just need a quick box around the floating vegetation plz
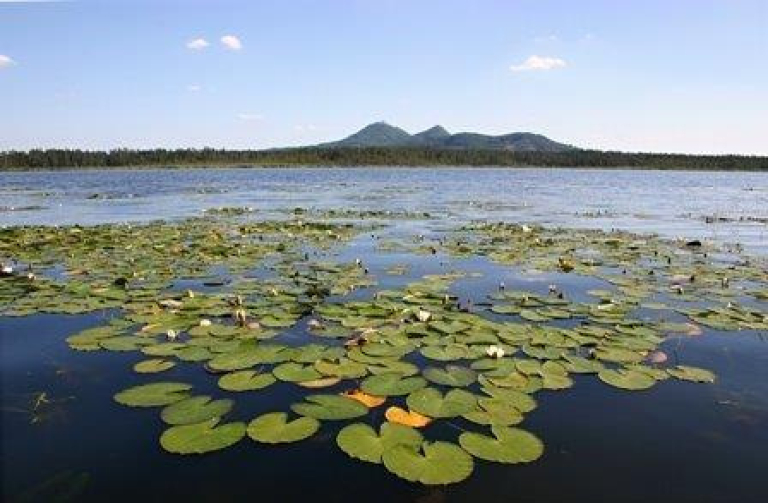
[2,210,766,486]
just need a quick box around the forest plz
[1,146,766,171]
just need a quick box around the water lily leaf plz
[291,394,368,420]
[176,346,213,362]
[594,346,644,364]
[361,372,428,396]
[463,397,524,426]
[315,358,367,378]
[99,336,154,352]
[218,370,276,391]
[337,422,422,464]
[459,426,543,464]
[420,345,469,361]
[562,355,604,373]
[160,418,245,454]
[161,395,234,425]
[385,406,433,428]
[667,365,716,383]
[423,365,477,387]
[382,441,473,485]
[598,368,656,390]
[296,377,342,388]
[247,412,319,444]
[133,359,175,373]
[406,388,478,418]
[480,386,537,413]
[207,345,290,371]
[273,362,323,382]
[114,382,192,407]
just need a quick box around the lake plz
[1,167,767,503]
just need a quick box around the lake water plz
[1,167,767,503]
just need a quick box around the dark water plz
[1,168,767,503]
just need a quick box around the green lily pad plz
[406,388,478,418]
[423,365,477,387]
[459,426,544,463]
[160,418,246,454]
[667,365,716,383]
[133,358,176,373]
[218,370,276,391]
[247,412,319,444]
[314,358,368,379]
[273,362,323,382]
[361,373,428,397]
[114,382,192,407]
[337,422,422,464]
[598,368,656,390]
[291,394,368,420]
[382,441,474,485]
[161,395,234,425]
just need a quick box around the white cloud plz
[510,55,566,72]
[294,124,319,132]
[187,84,202,92]
[237,113,263,121]
[221,35,242,51]
[0,55,16,68]
[186,38,209,50]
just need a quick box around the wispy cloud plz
[186,38,209,50]
[187,84,202,92]
[221,35,242,51]
[510,55,566,72]
[534,34,559,43]
[0,55,15,69]
[237,113,263,121]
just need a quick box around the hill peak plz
[319,122,574,152]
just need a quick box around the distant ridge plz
[319,121,575,152]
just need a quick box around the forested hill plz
[1,147,766,171]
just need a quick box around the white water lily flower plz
[521,225,532,233]
[486,345,505,358]
[1,265,13,276]
[416,308,432,323]
[166,329,178,341]
[199,319,211,327]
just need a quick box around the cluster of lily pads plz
[1,213,766,486]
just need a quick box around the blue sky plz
[1,0,766,154]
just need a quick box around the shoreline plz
[2,163,768,172]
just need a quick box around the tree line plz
[1,147,765,171]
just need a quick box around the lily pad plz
[406,388,478,418]
[160,418,246,454]
[337,422,422,464]
[667,365,716,383]
[247,412,320,444]
[114,382,192,407]
[133,359,176,374]
[161,395,234,425]
[382,441,474,485]
[291,394,368,420]
[361,373,428,397]
[218,370,276,391]
[423,365,477,387]
[459,426,544,464]
[598,368,656,390]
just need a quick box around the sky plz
[0,0,766,154]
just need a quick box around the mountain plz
[322,122,412,147]
[320,122,574,152]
